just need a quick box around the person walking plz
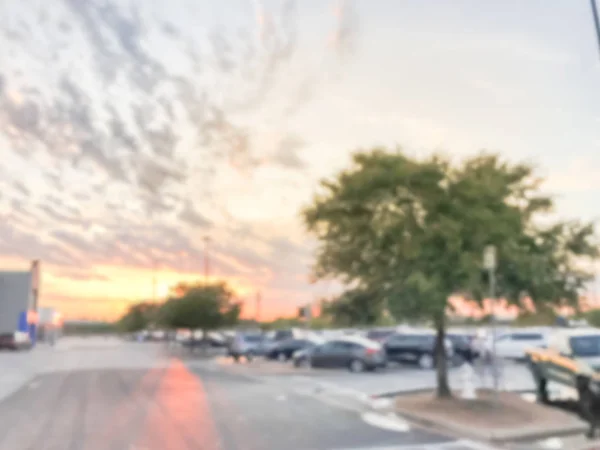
[473,329,495,389]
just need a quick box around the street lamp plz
[203,236,211,284]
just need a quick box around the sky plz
[1,0,600,321]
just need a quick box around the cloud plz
[0,0,359,316]
[330,0,359,61]
[544,159,600,194]
[52,268,109,282]
[11,181,30,197]
[179,201,212,228]
[0,220,83,267]
[270,134,306,169]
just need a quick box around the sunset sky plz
[1,1,600,321]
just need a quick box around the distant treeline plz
[62,321,117,335]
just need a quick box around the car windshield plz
[243,335,263,343]
[367,330,393,340]
[447,334,469,345]
[570,335,600,357]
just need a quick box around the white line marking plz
[28,381,40,389]
[538,437,564,449]
[360,411,410,432]
[452,439,502,449]
[520,392,536,403]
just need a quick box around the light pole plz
[591,0,600,57]
[255,291,261,323]
[151,256,157,303]
[203,236,211,284]
[483,245,498,394]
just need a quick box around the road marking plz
[333,440,500,449]
[538,437,564,449]
[276,394,287,401]
[370,397,393,410]
[28,381,40,389]
[452,439,502,449]
[360,411,410,432]
[520,392,536,403]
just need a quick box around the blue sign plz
[17,311,28,332]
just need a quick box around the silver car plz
[228,333,264,361]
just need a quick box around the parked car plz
[293,336,386,372]
[383,331,453,369]
[181,331,228,349]
[266,337,324,362]
[493,330,547,360]
[228,332,264,361]
[446,332,479,363]
[365,328,396,343]
[0,331,31,351]
[525,328,600,407]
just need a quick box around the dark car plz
[294,337,387,372]
[0,332,32,351]
[365,328,396,343]
[273,329,295,342]
[266,337,323,362]
[446,332,478,363]
[383,332,452,369]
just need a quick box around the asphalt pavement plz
[0,341,498,450]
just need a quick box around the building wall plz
[0,272,33,333]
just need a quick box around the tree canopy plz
[158,281,241,332]
[321,288,384,327]
[303,148,598,397]
[117,302,159,333]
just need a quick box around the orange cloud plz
[0,255,303,321]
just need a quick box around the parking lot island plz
[394,389,588,445]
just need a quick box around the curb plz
[376,386,589,445]
[395,407,588,444]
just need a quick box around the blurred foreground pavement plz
[0,338,497,450]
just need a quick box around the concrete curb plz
[394,403,588,444]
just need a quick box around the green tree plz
[584,309,600,328]
[159,282,241,345]
[321,288,384,327]
[117,302,159,332]
[303,148,598,398]
[262,317,303,330]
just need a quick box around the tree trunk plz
[435,313,452,398]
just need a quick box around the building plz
[0,260,40,343]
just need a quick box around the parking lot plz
[209,355,536,398]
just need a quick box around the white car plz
[492,330,547,360]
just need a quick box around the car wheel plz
[349,359,366,373]
[277,352,287,362]
[246,351,254,362]
[418,354,434,370]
